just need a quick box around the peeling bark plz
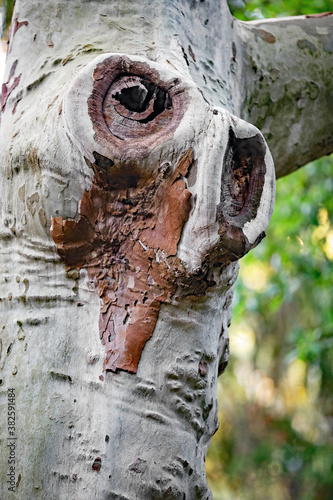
[51,149,194,373]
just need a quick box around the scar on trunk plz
[51,56,196,373]
[51,149,193,373]
[87,55,186,161]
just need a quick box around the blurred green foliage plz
[0,0,14,39]
[229,0,333,20]
[207,2,333,499]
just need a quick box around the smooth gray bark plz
[239,14,333,178]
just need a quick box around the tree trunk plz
[0,1,331,499]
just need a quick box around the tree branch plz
[237,13,333,178]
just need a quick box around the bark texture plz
[0,0,329,499]
[239,14,333,178]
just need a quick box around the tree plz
[0,1,332,498]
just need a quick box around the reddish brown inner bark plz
[51,150,193,373]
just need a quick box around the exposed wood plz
[51,149,194,373]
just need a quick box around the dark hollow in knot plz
[219,128,266,221]
[108,76,171,124]
[112,79,167,114]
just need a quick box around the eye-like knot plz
[103,75,173,139]
[64,55,189,161]
[108,76,170,118]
